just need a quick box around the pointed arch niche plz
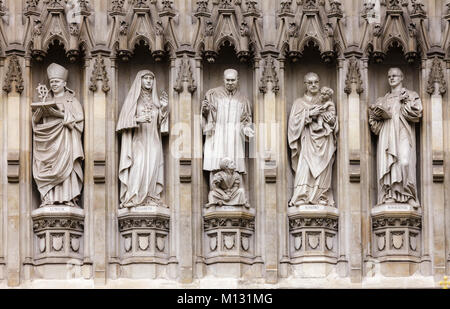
[367,43,423,276]
[284,43,340,277]
[29,41,86,275]
[200,41,259,277]
[115,40,172,279]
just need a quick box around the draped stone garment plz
[288,97,338,206]
[116,70,168,208]
[32,91,84,206]
[202,86,252,173]
[207,170,247,206]
[369,88,422,206]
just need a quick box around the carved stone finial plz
[111,0,125,12]
[386,0,402,10]
[219,0,233,9]
[328,0,343,17]
[196,0,209,13]
[3,55,24,94]
[161,0,174,10]
[411,0,426,16]
[174,58,197,94]
[280,0,293,14]
[426,57,446,95]
[344,58,363,95]
[245,0,258,13]
[259,56,279,94]
[26,0,40,11]
[89,55,110,93]
[303,0,318,10]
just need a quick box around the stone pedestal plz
[203,206,256,277]
[288,205,339,277]
[31,206,85,279]
[117,206,170,278]
[32,206,85,261]
[371,203,422,276]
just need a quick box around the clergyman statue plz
[368,67,422,208]
[32,63,84,207]
[288,72,338,207]
[116,70,169,208]
[201,69,254,207]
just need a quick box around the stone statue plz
[288,73,338,207]
[116,70,169,208]
[369,67,422,208]
[32,63,84,207]
[206,157,249,208]
[201,69,253,206]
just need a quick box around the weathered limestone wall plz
[0,0,449,288]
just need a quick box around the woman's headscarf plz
[116,70,160,132]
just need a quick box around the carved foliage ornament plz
[196,0,210,13]
[259,57,279,94]
[344,58,363,95]
[111,0,126,12]
[280,0,293,14]
[174,58,197,94]
[426,57,446,95]
[26,0,40,11]
[3,55,24,94]
[89,55,110,93]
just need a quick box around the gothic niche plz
[116,41,171,275]
[201,41,257,271]
[368,43,422,275]
[30,42,86,264]
[285,43,340,276]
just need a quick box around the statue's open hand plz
[160,91,169,107]
[243,126,254,138]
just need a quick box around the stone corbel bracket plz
[192,0,263,63]
[31,206,85,262]
[287,205,339,264]
[24,0,94,62]
[203,206,256,264]
[117,206,171,262]
[371,204,422,271]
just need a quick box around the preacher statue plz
[369,68,422,208]
[201,69,253,207]
[288,72,338,207]
[32,63,84,207]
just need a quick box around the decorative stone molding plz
[288,205,339,266]
[31,206,85,260]
[3,55,24,94]
[174,58,197,94]
[203,206,256,262]
[25,0,93,62]
[89,55,110,93]
[371,204,422,266]
[426,57,446,95]
[117,206,170,260]
[344,58,363,95]
[259,56,279,94]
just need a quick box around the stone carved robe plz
[207,169,247,206]
[32,90,84,206]
[117,70,168,207]
[288,96,338,206]
[369,88,422,206]
[202,87,252,173]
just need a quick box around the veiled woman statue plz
[116,70,169,208]
[32,63,84,207]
